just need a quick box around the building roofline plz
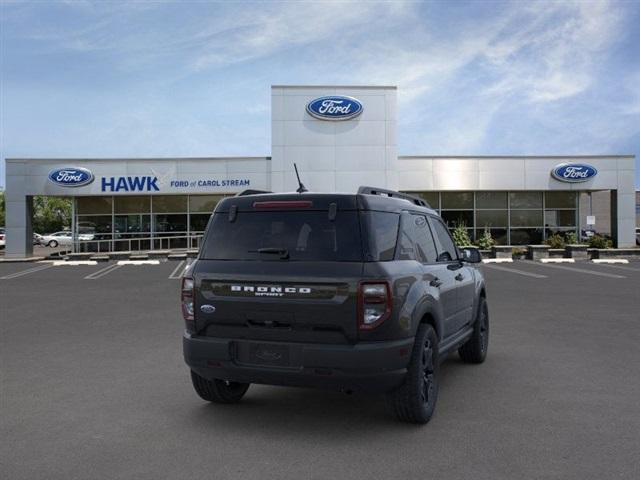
[399,155,636,159]
[5,156,271,162]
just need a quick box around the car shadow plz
[182,355,471,437]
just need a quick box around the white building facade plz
[4,85,637,258]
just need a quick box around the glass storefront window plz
[476,210,507,228]
[441,210,473,228]
[544,210,576,228]
[510,210,543,227]
[153,214,187,233]
[152,195,188,213]
[190,195,226,213]
[476,192,507,209]
[479,228,508,245]
[410,192,439,210]
[77,197,112,214]
[510,228,543,245]
[509,192,542,209]
[442,192,473,209]
[114,196,150,213]
[115,214,151,235]
[545,191,576,209]
[76,215,112,234]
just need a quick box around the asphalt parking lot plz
[1,259,639,480]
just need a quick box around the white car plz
[41,231,93,248]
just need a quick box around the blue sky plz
[1,0,639,188]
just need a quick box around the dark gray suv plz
[182,187,488,423]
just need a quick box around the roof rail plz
[235,189,272,196]
[357,186,430,208]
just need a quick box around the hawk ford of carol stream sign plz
[551,163,598,183]
[306,95,363,121]
[48,167,94,187]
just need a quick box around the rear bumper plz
[183,333,413,393]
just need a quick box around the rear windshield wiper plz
[249,247,290,259]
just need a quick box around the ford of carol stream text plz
[181,186,489,423]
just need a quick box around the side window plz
[361,211,400,261]
[397,219,416,261]
[428,216,458,262]
[396,214,438,263]
[412,215,438,263]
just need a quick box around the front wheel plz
[48,240,58,248]
[386,324,439,424]
[458,297,489,363]
[190,370,250,404]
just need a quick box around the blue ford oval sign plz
[306,95,363,121]
[48,167,94,187]
[551,163,598,183]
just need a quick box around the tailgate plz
[193,260,363,344]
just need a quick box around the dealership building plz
[4,85,637,258]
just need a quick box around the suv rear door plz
[193,202,364,344]
[426,216,473,337]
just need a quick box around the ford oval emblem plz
[48,167,95,187]
[200,304,216,314]
[306,95,363,121]
[551,163,598,183]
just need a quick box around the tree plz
[451,222,472,246]
[31,196,72,234]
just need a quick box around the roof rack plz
[235,189,272,196]
[357,186,430,208]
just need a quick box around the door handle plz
[455,273,464,281]
[429,277,443,288]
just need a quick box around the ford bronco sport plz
[182,187,488,423]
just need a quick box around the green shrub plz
[451,222,472,247]
[564,232,578,245]
[545,233,565,249]
[475,226,495,250]
[588,234,613,249]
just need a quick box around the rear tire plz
[48,240,58,248]
[190,370,250,404]
[386,324,439,424]
[458,297,489,364]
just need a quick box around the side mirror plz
[460,247,482,263]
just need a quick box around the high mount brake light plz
[253,200,313,209]
[358,282,392,331]
[181,277,195,330]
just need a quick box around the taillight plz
[181,277,195,331]
[358,282,392,330]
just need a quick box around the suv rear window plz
[201,211,363,261]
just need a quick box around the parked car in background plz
[636,228,640,246]
[41,231,93,248]
[0,228,5,249]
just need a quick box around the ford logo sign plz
[551,163,598,183]
[306,95,363,121]
[48,167,94,187]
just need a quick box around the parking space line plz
[532,262,626,279]
[0,264,54,280]
[591,263,640,273]
[84,263,122,280]
[168,260,185,279]
[482,263,548,278]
